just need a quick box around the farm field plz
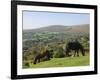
[23,52,89,68]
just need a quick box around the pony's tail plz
[81,47,85,56]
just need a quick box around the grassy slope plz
[23,52,89,69]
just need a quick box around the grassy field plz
[23,52,89,69]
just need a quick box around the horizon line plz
[23,23,89,30]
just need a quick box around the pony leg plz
[33,57,37,64]
[38,58,40,63]
[74,50,76,57]
[82,50,85,56]
[77,50,79,57]
[47,54,51,60]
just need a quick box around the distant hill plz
[23,24,89,33]
[68,24,89,33]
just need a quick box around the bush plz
[53,47,65,58]
[24,62,30,68]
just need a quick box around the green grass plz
[23,52,89,69]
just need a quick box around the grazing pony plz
[33,49,53,64]
[65,41,85,57]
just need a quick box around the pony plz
[65,41,85,57]
[33,49,53,64]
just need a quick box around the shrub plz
[53,47,65,58]
[24,62,30,68]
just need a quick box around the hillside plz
[69,24,89,33]
[23,24,90,68]
[23,52,89,68]
[23,24,89,48]
[23,24,89,33]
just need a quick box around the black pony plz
[33,50,53,64]
[65,41,85,57]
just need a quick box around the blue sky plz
[23,11,90,30]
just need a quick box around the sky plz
[23,11,90,30]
